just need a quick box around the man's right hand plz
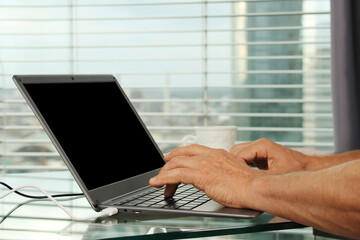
[230,138,314,174]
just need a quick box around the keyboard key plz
[150,204,165,208]
[163,204,181,209]
[178,205,196,210]
[136,202,155,207]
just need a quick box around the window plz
[0,0,332,173]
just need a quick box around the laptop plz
[13,74,261,219]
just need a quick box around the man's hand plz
[230,138,313,174]
[149,144,262,208]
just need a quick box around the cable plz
[0,181,83,199]
[0,196,83,224]
[0,185,118,221]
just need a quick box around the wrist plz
[300,154,319,170]
[292,148,330,171]
[243,170,269,210]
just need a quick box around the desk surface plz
[0,171,336,240]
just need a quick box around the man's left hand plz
[149,144,262,209]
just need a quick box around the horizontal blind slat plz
[0,26,331,35]
[0,42,331,49]
[1,112,334,117]
[0,55,331,62]
[138,112,333,117]
[0,1,332,8]
[2,126,333,132]
[0,11,330,21]
[155,140,334,147]
[2,98,332,104]
[0,70,331,77]
[0,84,332,91]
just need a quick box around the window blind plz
[0,0,332,173]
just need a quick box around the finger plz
[149,168,201,189]
[164,144,213,161]
[164,183,180,198]
[230,142,253,155]
[230,139,268,156]
[232,139,270,162]
[230,143,259,166]
[162,155,207,172]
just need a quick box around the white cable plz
[0,185,118,221]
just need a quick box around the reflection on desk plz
[0,171,333,240]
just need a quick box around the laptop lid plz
[13,75,164,209]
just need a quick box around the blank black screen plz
[24,82,164,190]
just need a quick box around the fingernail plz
[149,177,157,184]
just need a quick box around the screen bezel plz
[13,75,164,209]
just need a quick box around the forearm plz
[304,150,360,170]
[248,160,360,239]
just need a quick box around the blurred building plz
[230,1,332,150]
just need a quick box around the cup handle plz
[182,135,196,146]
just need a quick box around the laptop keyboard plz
[116,184,211,210]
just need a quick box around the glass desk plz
[0,171,340,240]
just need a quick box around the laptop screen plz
[23,81,165,190]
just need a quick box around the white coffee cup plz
[182,126,237,151]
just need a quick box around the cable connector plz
[100,207,119,217]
